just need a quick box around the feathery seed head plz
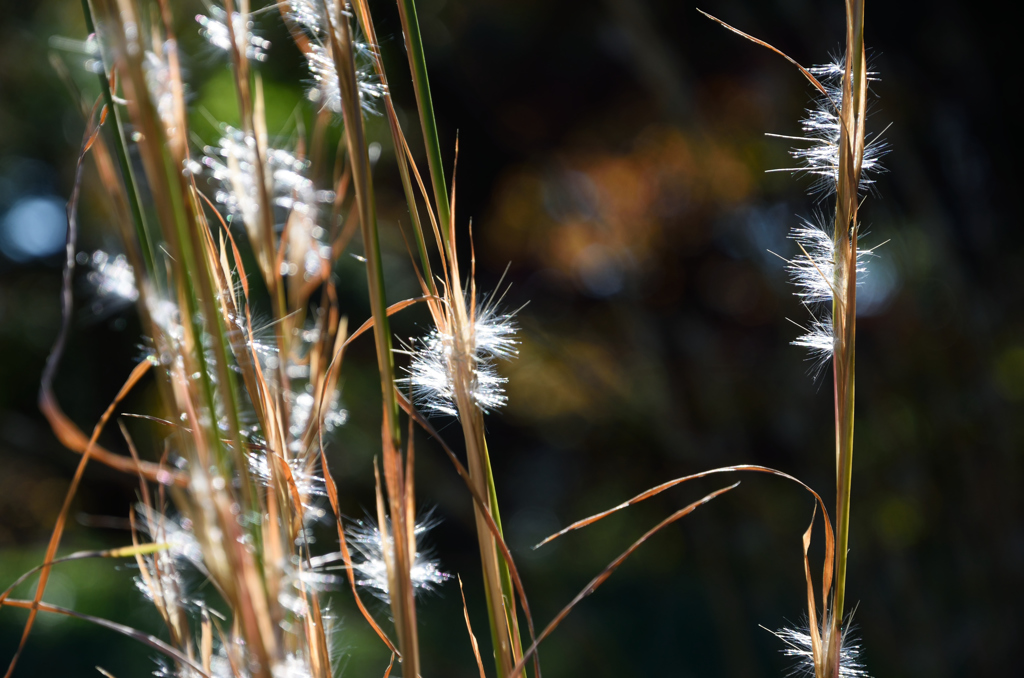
[304,43,385,116]
[771,57,887,197]
[197,6,270,62]
[345,516,450,603]
[399,300,519,417]
[272,654,313,678]
[286,0,341,37]
[154,646,238,678]
[288,386,347,449]
[248,449,327,499]
[773,624,870,678]
[791,314,834,357]
[82,250,139,315]
[201,126,333,274]
[786,216,869,305]
[202,126,312,227]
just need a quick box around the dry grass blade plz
[5,358,151,678]
[0,543,171,605]
[317,444,398,654]
[39,403,186,485]
[35,79,178,486]
[509,483,741,678]
[534,463,836,630]
[343,298,428,353]
[535,464,832,550]
[1,599,209,677]
[696,10,829,99]
[201,607,212,676]
[459,576,488,678]
[396,392,542,678]
[802,506,824,670]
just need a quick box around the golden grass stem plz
[831,0,867,658]
[322,3,420,675]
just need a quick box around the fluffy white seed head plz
[202,126,313,229]
[304,43,385,115]
[399,303,519,417]
[286,0,340,37]
[288,386,347,452]
[196,6,270,61]
[136,505,205,569]
[786,217,869,305]
[271,654,313,678]
[345,516,450,604]
[248,449,327,499]
[791,314,834,356]
[772,625,870,678]
[201,126,333,277]
[790,312,835,380]
[770,57,887,197]
[82,250,139,317]
[154,646,238,678]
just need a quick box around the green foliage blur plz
[1,0,1019,676]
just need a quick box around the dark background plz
[1,1,1019,676]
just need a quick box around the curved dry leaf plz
[510,483,740,678]
[1,598,209,677]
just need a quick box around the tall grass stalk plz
[705,2,879,675]
[831,2,866,635]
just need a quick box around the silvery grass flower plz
[767,57,888,197]
[771,624,870,678]
[304,43,385,115]
[196,4,270,62]
[136,505,205,569]
[199,125,334,277]
[345,515,450,604]
[287,385,347,450]
[270,654,316,678]
[286,0,340,38]
[779,215,881,371]
[286,1,384,114]
[784,216,870,305]
[80,250,138,318]
[247,449,327,499]
[200,125,317,229]
[153,645,242,678]
[133,507,206,629]
[398,299,519,417]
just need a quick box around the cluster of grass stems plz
[0,1,882,677]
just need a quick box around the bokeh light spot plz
[0,196,66,262]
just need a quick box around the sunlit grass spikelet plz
[785,216,869,305]
[304,43,385,115]
[83,250,139,315]
[772,624,869,678]
[769,57,887,197]
[399,296,519,417]
[196,5,270,62]
[345,516,450,604]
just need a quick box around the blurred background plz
[1,0,1019,676]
